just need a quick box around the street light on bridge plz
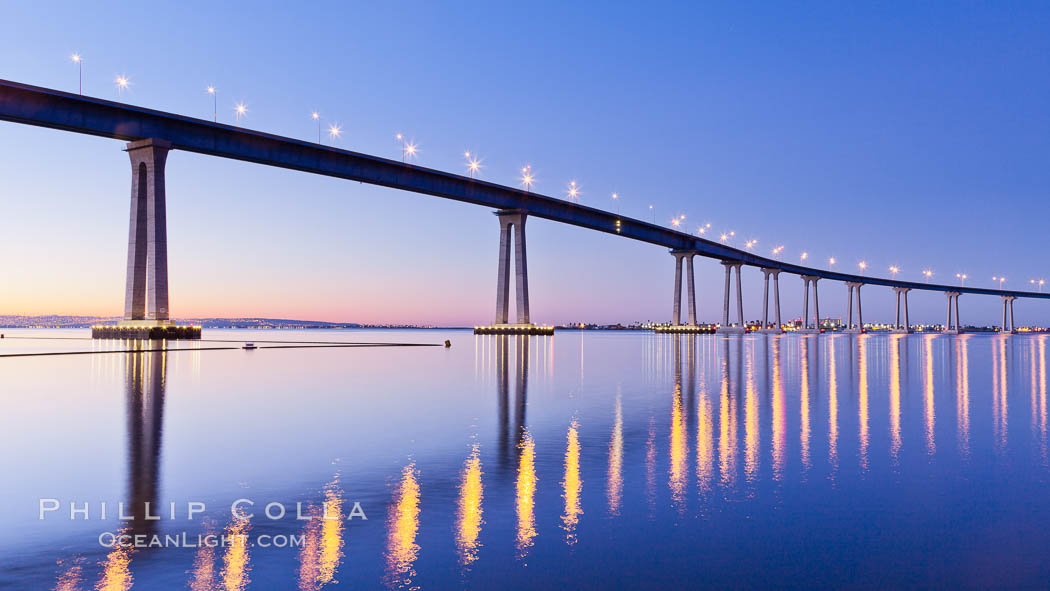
[207,87,217,122]
[71,54,82,95]
[611,192,619,214]
[923,269,933,283]
[956,273,968,286]
[465,152,482,179]
[567,181,580,203]
[115,75,130,102]
[234,102,247,125]
[1031,279,1045,293]
[890,266,899,280]
[402,141,419,162]
[311,111,321,143]
[327,123,342,145]
[800,251,808,262]
[858,261,867,276]
[993,276,1006,289]
[828,256,836,270]
[520,165,535,192]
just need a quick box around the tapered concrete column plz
[685,254,697,326]
[892,287,912,332]
[1001,296,1017,333]
[801,275,821,332]
[124,139,172,321]
[735,264,744,328]
[846,283,854,329]
[773,272,782,329]
[944,292,962,333]
[717,261,746,333]
[721,263,732,327]
[759,268,782,333]
[494,210,530,324]
[671,252,684,326]
[1010,297,1016,332]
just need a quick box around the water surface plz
[2,329,1049,589]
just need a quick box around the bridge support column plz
[716,262,745,334]
[94,139,199,340]
[493,210,530,325]
[800,275,821,333]
[759,268,782,333]
[892,287,912,333]
[123,139,172,322]
[1001,296,1017,333]
[944,292,963,334]
[845,282,864,333]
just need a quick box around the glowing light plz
[890,266,900,278]
[403,141,419,161]
[234,102,247,124]
[829,256,836,267]
[519,165,535,192]
[801,251,809,261]
[956,273,968,286]
[456,444,484,565]
[859,261,867,272]
[516,430,538,557]
[669,384,687,509]
[567,180,580,202]
[562,419,582,544]
[466,153,483,178]
[327,123,342,145]
[993,276,1006,289]
[71,53,81,63]
[923,269,934,283]
[96,530,133,591]
[115,75,130,101]
[208,86,215,94]
[221,517,252,591]
[607,397,623,515]
[385,463,421,587]
[719,233,728,243]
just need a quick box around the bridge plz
[0,78,1044,336]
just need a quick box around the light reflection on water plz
[2,329,1050,588]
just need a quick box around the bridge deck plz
[0,78,1042,300]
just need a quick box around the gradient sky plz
[1,2,1048,326]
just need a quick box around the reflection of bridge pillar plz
[892,287,913,333]
[800,275,821,333]
[494,335,529,470]
[944,292,963,334]
[717,262,745,334]
[759,268,782,333]
[124,139,172,322]
[125,348,166,536]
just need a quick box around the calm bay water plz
[2,329,1049,589]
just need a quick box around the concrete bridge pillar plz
[1001,296,1017,333]
[669,251,698,326]
[944,291,962,334]
[494,210,530,325]
[759,268,782,333]
[800,275,821,333]
[845,282,864,333]
[717,261,745,333]
[123,139,172,322]
[892,287,912,332]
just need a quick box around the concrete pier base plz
[93,321,200,340]
[474,324,553,336]
[891,328,914,334]
[655,325,714,334]
[842,328,864,334]
[796,328,821,334]
[716,326,747,334]
[757,328,783,334]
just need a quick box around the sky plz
[0,1,1048,326]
